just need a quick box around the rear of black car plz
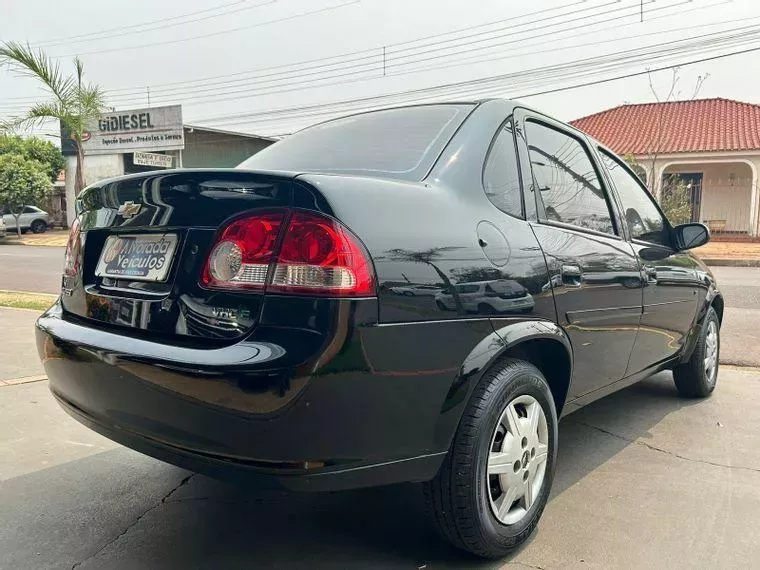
[36,104,476,490]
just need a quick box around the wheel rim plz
[704,320,719,384]
[487,394,549,525]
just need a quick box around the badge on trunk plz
[117,201,142,219]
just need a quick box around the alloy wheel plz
[487,394,549,525]
[704,320,719,384]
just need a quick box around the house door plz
[664,172,703,222]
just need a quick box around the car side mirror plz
[674,222,710,251]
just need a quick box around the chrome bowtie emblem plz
[117,201,141,219]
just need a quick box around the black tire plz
[30,220,47,233]
[424,358,558,559]
[673,307,720,398]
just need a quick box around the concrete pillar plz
[748,158,760,237]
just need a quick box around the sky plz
[2,0,760,141]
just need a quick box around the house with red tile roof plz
[571,98,760,237]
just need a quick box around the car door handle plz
[561,264,583,286]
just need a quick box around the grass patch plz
[0,291,56,311]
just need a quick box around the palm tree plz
[0,42,107,224]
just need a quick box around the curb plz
[701,258,760,267]
[0,375,47,387]
[0,289,58,298]
[0,305,46,313]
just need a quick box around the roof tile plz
[569,98,760,155]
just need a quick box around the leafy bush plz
[659,177,693,226]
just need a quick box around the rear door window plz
[239,104,474,181]
[525,121,616,235]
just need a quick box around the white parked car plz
[0,216,6,239]
[435,279,535,314]
[1,205,50,234]
[390,284,443,296]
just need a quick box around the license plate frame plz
[95,233,178,282]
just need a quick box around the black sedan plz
[36,100,722,558]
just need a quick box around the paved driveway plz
[2,366,759,569]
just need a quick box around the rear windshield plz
[238,104,475,181]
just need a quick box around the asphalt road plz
[0,245,63,294]
[707,266,760,366]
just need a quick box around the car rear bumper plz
[51,388,444,491]
[36,301,455,490]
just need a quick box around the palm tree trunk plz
[75,143,85,195]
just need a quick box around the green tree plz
[0,154,52,237]
[659,176,693,226]
[0,42,107,224]
[624,154,692,226]
[0,134,65,182]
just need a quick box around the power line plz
[34,0,277,48]
[193,33,760,132]
[101,0,599,95]
[54,0,695,110]
[0,0,609,103]
[158,19,760,116]
[1,12,751,123]
[0,0,718,112]
[98,0,652,105]
[101,0,728,109]
[55,0,361,58]
[105,0,649,104]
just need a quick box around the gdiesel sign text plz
[98,112,155,132]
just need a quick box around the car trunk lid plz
[61,169,296,343]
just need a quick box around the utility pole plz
[641,0,644,22]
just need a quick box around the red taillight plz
[63,216,82,278]
[201,210,375,297]
[271,211,375,296]
[201,212,285,290]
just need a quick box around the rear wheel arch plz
[710,293,724,325]
[679,291,723,365]
[445,321,573,423]
[497,337,572,415]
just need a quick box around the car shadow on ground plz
[3,372,704,570]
